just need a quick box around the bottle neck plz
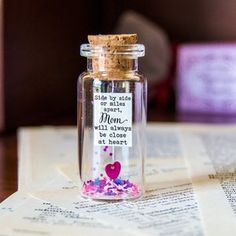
[87,57,138,73]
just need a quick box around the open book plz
[0,123,235,235]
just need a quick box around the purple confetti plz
[82,176,140,199]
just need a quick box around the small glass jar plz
[78,38,147,200]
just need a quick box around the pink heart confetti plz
[105,161,121,180]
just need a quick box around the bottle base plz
[82,176,142,200]
[81,191,143,201]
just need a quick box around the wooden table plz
[0,133,17,202]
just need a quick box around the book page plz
[0,191,28,215]
[145,124,188,190]
[0,125,204,236]
[18,126,78,192]
[0,183,203,236]
[0,192,140,236]
[181,125,236,236]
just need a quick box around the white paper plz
[145,124,189,190]
[0,192,139,236]
[0,191,28,215]
[93,93,132,147]
[17,126,78,192]
[0,183,203,236]
[32,183,203,236]
[181,125,236,236]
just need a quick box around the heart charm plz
[105,161,121,180]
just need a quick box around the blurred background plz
[2,0,236,132]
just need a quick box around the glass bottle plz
[78,35,147,200]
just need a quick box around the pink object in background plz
[177,44,236,114]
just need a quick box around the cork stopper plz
[87,34,138,72]
[88,34,137,46]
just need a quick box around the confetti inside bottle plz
[78,34,147,200]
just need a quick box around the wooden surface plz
[1,0,101,132]
[0,0,4,131]
[0,133,17,202]
[103,0,236,41]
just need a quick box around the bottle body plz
[78,71,147,200]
